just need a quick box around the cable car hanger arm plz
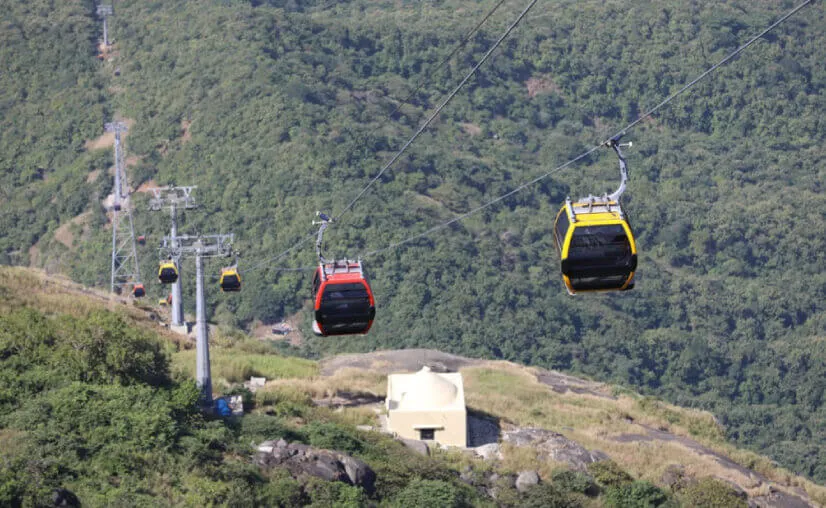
[605,134,632,203]
[313,211,334,265]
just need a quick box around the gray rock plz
[398,437,430,456]
[503,428,605,472]
[255,441,377,493]
[749,489,813,508]
[487,473,517,499]
[303,454,349,483]
[339,455,376,495]
[473,443,501,461]
[516,470,540,492]
[257,440,275,454]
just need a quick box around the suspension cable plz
[239,0,537,276]
[333,0,541,222]
[360,0,815,259]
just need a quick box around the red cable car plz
[312,260,375,337]
[132,284,145,298]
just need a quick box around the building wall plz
[388,409,467,447]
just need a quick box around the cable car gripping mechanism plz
[313,211,334,265]
[604,134,632,203]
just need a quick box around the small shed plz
[385,366,467,447]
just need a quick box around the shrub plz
[260,469,305,507]
[603,481,669,507]
[304,421,364,454]
[588,460,634,488]
[677,478,748,508]
[392,479,466,508]
[236,413,303,443]
[303,477,366,507]
[551,469,599,496]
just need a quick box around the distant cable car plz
[132,284,145,298]
[158,298,168,306]
[219,267,241,292]
[137,235,146,245]
[312,260,375,336]
[310,212,376,336]
[158,259,178,284]
[553,136,638,294]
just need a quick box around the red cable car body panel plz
[312,261,375,336]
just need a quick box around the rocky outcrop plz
[255,439,376,495]
[398,437,430,456]
[502,428,608,472]
[516,470,540,492]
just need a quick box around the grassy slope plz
[2,265,825,504]
[4,0,826,482]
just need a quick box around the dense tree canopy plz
[3,0,826,481]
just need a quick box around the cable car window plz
[318,283,372,334]
[320,283,371,317]
[568,225,631,265]
[312,271,321,298]
[570,274,629,291]
[554,211,570,251]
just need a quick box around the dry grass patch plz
[261,367,386,400]
[459,361,826,502]
[172,347,317,385]
[462,363,620,429]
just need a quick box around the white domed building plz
[385,366,467,447]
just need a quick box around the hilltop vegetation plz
[2,266,822,506]
[3,0,826,482]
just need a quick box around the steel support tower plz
[106,121,141,294]
[161,234,234,406]
[97,4,113,47]
[149,186,197,327]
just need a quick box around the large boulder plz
[516,470,540,492]
[398,437,430,456]
[503,428,607,472]
[472,442,501,461]
[255,440,376,495]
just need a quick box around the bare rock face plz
[503,428,608,472]
[516,470,540,492]
[472,442,501,461]
[398,437,430,456]
[256,440,376,495]
[749,489,814,508]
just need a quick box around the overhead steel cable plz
[241,0,538,275]
[375,0,511,127]
[332,0,541,223]
[359,0,815,260]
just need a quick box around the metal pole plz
[110,210,118,293]
[195,249,212,406]
[170,203,184,327]
[103,16,109,47]
[113,130,122,209]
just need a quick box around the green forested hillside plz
[3,0,826,481]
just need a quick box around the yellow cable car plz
[553,137,637,294]
[158,259,179,284]
[219,267,241,292]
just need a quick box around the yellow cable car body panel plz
[158,261,179,284]
[219,268,241,292]
[553,201,637,294]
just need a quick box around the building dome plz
[397,366,459,410]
